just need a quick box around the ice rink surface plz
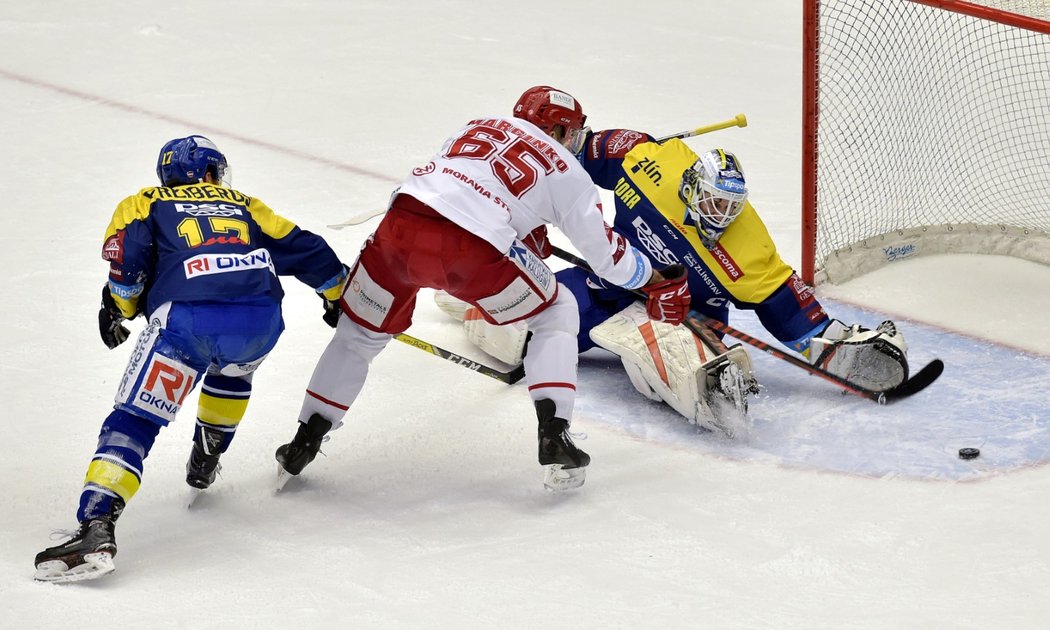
[2,2,1049,628]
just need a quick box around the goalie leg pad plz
[434,290,470,322]
[810,319,909,391]
[462,306,529,365]
[589,304,752,437]
[433,290,529,364]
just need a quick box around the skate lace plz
[567,430,587,441]
[47,527,80,542]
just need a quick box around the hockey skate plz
[536,399,590,491]
[34,514,119,583]
[274,413,332,491]
[699,346,759,440]
[186,426,225,490]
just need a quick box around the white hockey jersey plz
[395,116,652,290]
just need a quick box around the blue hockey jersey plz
[102,183,345,318]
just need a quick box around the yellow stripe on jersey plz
[111,292,139,320]
[622,140,794,304]
[196,390,249,427]
[103,192,153,239]
[84,459,141,502]
[246,197,296,240]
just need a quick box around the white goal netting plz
[809,0,1050,284]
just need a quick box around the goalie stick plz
[394,332,525,384]
[327,115,748,230]
[654,113,748,143]
[549,246,943,404]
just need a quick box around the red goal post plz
[801,0,1050,285]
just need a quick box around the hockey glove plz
[522,225,552,259]
[641,264,690,325]
[321,296,342,328]
[98,286,130,349]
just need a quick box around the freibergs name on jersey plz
[146,185,251,205]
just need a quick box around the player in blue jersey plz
[437,129,909,437]
[34,135,347,583]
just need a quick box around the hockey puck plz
[958,447,980,460]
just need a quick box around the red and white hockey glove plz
[522,225,552,259]
[641,265,690,325]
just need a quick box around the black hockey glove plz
[99,286,130,349]
[320,295,342,328]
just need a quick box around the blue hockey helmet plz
[156,135,229,187]
[679,149,748,249]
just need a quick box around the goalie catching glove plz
[641,264,690,325]
[809,319,908,392]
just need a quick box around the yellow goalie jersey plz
[575,130,830,352]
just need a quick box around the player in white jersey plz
[274,86,691,491]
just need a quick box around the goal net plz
[802,0,1050,285]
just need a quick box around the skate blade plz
[543,464,586,492]
[274,464,295,493]
[34,552,115,583]
[186,488,204,509]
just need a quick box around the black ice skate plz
[535,399,589,491]
[186,425,225,490]
[274,413,332,491]
[35,503,122,583]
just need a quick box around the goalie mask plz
[513,85,590,155]
[157,135,230,188]
[679,149,748,249]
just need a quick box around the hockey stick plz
[394,332,526,384]
[327,115,748,230]
[327,207,387,230]
[654,114,748,143]
[549,246,943,404]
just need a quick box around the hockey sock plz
[194,372,252,453]
[77,410,161,522]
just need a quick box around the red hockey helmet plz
[512,86,588,153]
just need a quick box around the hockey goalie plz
[433,129,911,437]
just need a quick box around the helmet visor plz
[562,125,590,156]
[691,183,746,229]
[216,162,232,187]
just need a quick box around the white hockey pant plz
[435,286,580,420]
[298,315,392,429]
[522,286,580,421]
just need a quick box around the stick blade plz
[882,359,944,403]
